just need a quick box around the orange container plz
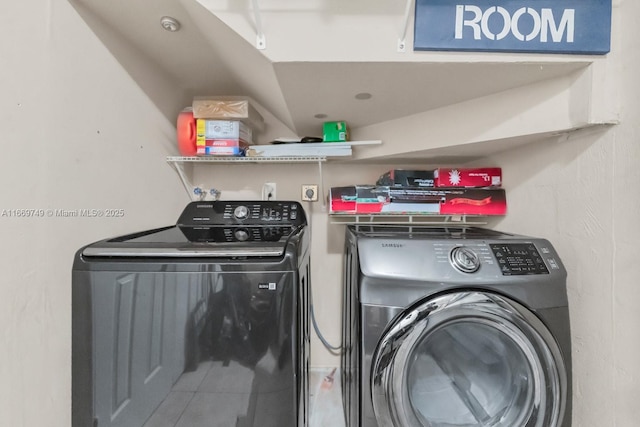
[176,107,197,156]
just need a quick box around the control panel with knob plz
[177,201,307,242]
[234,229,250,242]
[233,205,250,220]
[449,246,481,273]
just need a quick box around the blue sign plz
[414,0,611,54]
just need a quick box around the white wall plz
[0,2,187,425]
[487,3,640,425]
[2,1,639,427]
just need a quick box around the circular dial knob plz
[234,229,250,242]
[233,205,249,220]
[449,246,480,273]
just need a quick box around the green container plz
[323,121,349,142]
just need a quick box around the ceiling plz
[68,0,591,141]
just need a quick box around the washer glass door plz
[371,291,567,427]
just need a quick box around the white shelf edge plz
[340,140,382,146]
[166,141,382,164]
[329,213,489,226]
[166,156,327,163]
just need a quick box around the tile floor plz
[309,368,346,427]
[141,363,345,427]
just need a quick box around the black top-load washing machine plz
[342,225,572,427]
[72,201,310,427]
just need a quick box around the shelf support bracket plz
[398,0,414,52]
[169,161,193,198]
[318,159,326,210]
[251,0,266,50]
[169,161,211,202]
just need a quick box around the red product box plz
[434,168,502,188]
[382,188,506,215]
[329,186,390,214]
[196,139,248,156]
[440,189,507,215]
[330,186,506,216]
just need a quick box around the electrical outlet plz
[262,182,276,200]
[302,184,319,202]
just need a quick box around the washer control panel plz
[490,243,549,275]
[178,201,306,227]
[224,202,302,224]
[357,228,563,281]
[437,242,552,276]
[177,201,307,242]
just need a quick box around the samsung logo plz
[382,243,404,248]
[455,5,574,43]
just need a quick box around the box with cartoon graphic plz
[434,168,502,188]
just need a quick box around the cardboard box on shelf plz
[196,119,252,143]
[192,96,265,132]
[434,168,502,188]
[195,119,251,156]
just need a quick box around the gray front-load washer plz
[72,201,310,427]
[341,226,572,427]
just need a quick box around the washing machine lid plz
[83,201,307,258]
[82,225,301,257]
[371,291,567,427]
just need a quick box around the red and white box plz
[434,168,502,188]
[329,186,390,214]
[330,186,506,216]
[195,139,248,156]
[384,188,506,215]
[195,118,252,156]
[440,188,507,215]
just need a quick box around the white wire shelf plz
[165,141,381,202]
[166,155,328,201]
[329,213,489,226]
[166,155,327,163]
